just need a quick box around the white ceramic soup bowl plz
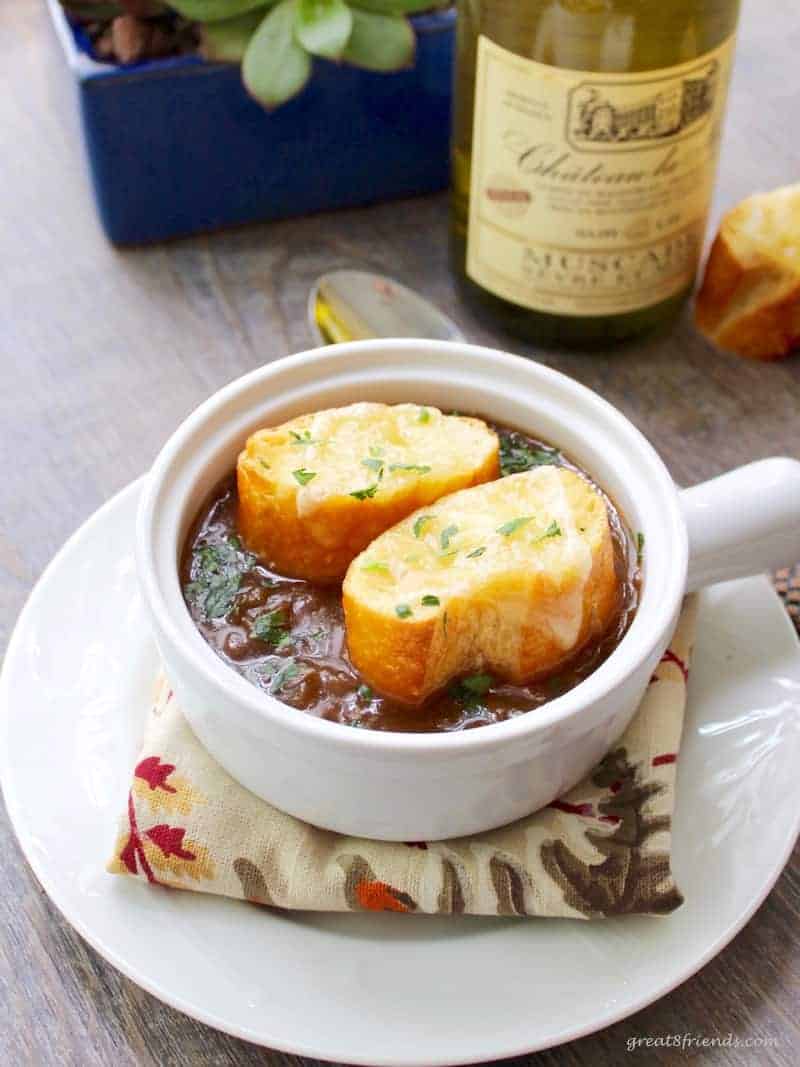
[136,340,800,840]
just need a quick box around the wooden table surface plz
[2,1,799,1064]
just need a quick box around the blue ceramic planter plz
[49,1,455,244]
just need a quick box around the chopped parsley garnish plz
[258,656,306,695]
[289,430,316,445]
[362,457,384,473]
[421,594,440,606]
[637,531,645,563]
[545,673,567,697]
[395,603,413,619]
[184,537,254,619]
[357,684,373,702]
[193,578,238,619]
[290,627,325,651]
[350,483,379,500]
[418,408,431,424]
[440,524,459,550]
[497,515,534,537]
[292,468,316,486]
[369,445,384,458]
[466,546,486,559]
[450,673,494,707]
[461,673,494,695]
[251,608,290,647]
[259,459,271,471]
[413,514,433,539]
[499,434,561,477]
[531,520,562,544]
[362,560,390,574]
[389,463,431,474]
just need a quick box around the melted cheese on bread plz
[342,466,620,705]
[237,403,499,582]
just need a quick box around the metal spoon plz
[308,270,464,345]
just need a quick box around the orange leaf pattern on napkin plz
[109,597,698,918]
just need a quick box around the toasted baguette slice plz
[696,183,800,360]
[237,403,499,582]
[342,466,620,705]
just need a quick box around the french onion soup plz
[181,404,640,732]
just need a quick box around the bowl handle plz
[681,458,800,592]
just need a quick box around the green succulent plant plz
[72,0,449,107]
[200,0,448,106]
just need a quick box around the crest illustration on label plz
[466,37,735,317]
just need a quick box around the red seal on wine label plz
[484,174,532,219]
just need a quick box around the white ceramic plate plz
[2,480,800,1065]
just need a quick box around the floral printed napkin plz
[109,597,698,918]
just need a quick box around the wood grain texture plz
[1,0,799,1063]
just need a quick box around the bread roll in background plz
[696,183,800,360]
[237,403,499,582]
[343,466,620,706]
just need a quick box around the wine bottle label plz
[466,35,736,317]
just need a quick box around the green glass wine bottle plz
[451,0,741,347]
